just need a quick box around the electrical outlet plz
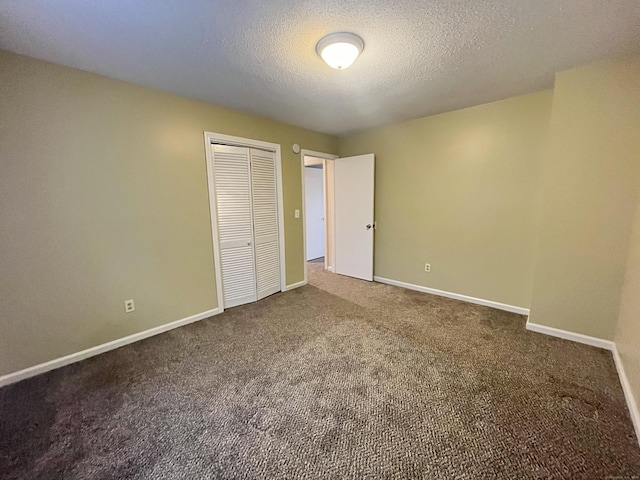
[424,263,431,272]
[295,209,300,218]
[124,299,135,313]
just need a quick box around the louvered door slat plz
[250,148,280,300]
[212,145,257,308]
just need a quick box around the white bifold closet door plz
[212,144,280,309]
[212,145,257,308]
[250,149,281,300]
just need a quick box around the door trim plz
[204,132,286,313]
[300,149,338,285]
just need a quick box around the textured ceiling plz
[1,1,639,135]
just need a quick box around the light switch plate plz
[124,299,135,313]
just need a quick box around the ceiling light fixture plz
[316,32,364,70]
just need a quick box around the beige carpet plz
[1,261,639,479]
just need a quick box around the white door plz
[250,148,281,300]
[212,145,257,308]
[304,167,325,260]
[334,154,375,281]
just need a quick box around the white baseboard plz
[283,280,307,291]
[0,307,221,388]
[612,345,640,446]
[525,320,614,350]
[373,276,529,315]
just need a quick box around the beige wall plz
[3,46,640,380]
[528,54,640,340]
[0,50,337,376]
[339,90,553,308]
[616,190,640,429]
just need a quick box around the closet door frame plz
[204,131,286,314]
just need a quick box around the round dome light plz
[316,32,364,70]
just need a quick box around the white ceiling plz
[1,1,639,135]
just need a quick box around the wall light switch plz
[124,299,135,313]
[295,209,300,218]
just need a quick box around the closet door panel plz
[219,246,256,307]
[250,148,281,299]
[212,145,257,308]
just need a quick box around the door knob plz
[366,224,372,230]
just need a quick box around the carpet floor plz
[1,262,639,479]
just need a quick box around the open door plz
[334,154,375,281]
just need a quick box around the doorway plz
[301,150,337,282]
[301,150,376,284]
